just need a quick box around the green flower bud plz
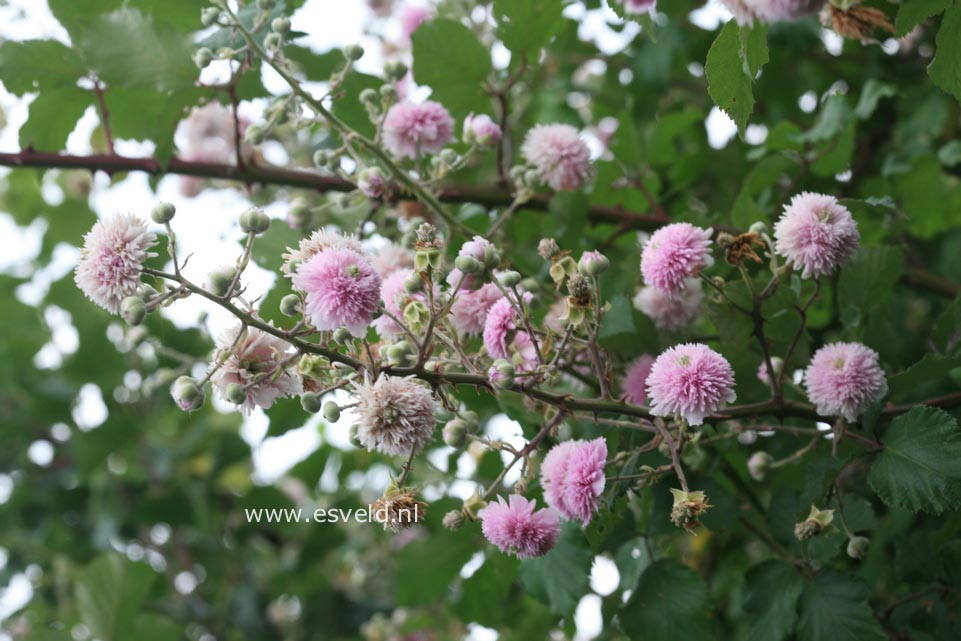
[379,84,397,100]
[271,17,291,34]
[206,266,238,297]
[301,392,321,413]
[279,294,302,316]
[847,536,870,559]
[498,270,522,288]
[384,60,408,81]
[461,410,480,434]
[298,354,331,383]
[313,149,329,167]
[442,419,468,448]
[462,490,487,520]
[120,296,146,326]
[332,328,353,345]
[224,382,247,406]
[171,376,205,412]
[439,148,459,166]
[244,124,266,145]
[343,44,364,61]
[264,32,282,50]
[193,47,214,69]
[509,165,526,182]
[150,202,176,224]
[359,88,378,104]
[490,359,514,389]
[201,7,221,26]
[239,208,270,235]
[454,255,484,275]
[323,401,341,422]
[349,424,363,448]
[404,271,424,294]
[578,250,610,276]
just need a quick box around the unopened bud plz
[454,255,484,275]
[244,124,266,145]
[120,296,146,326]
[343,44,364,61]
[150,202,176,224]
[498,270,522,288]
[442,419,468,448]
[384,60,408,81]
[537,238,560,260]
[323,401,341,422]
[206,266,238,297]
[193,47,214,69]
[461,410,480,433]
[264,32,282,50]
[578,250,610,276]
[443,510,465,530]
[489,359,514,389]
[301,392,322,414]
[379,84,397,100]
[224,382,247,406]
[403,271,424,294]
[746,451,773,482]
[847,536,870,559]
[332,328,353,344]
[386,342,411,366]
[239,208,270,235]
[271,17,291,33]
[171,376,205,412]
[279,294,301,316]
[439,148,458,166]
[359,88,378,104]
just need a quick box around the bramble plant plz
[2,0,961,639]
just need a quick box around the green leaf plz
[48,0,124,38]
[412,19,492,119]
[394,532,475,605]
[705,21,766,133]
[493,0,564,58]
[75,554,157,641]
[855,79,897,120]
[837,246,904,316]
[0,40,86,95]
[20,89,92,151]
[75,9,196,93]
[519,522,591,616]
[896,0,952,36]
[454,553,520,627]
[128,614,181,641]
[929,4,961,103]
[739,561,803,641]
[620,559,714,641]
[127,0,204,31]
[105,87,203,165]
[889,353,961,397]
[892,157,961,239]
[868,406,961,514]
[797,571,885,641]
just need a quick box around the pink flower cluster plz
[450,283,503,335]
[479,495,560,558]
[646,343,736,425]
[521,124,592,191]
[804,342,887,422]
[541,438,608,525]
[383,101,455,159]
[633,278,704,331]
[622,0,656,13]
[720,0,824,25]
[640,223,713,297]
[372,268,423,338]
[622,354,654,405]
[773,192,860,279]
[482,297,537,371]
[292,247,382,337]
[210,325,302,413]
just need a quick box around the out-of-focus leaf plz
[929,5,961,104]
[738,560,803,641]
[620,559,714,641]
[493,0,564,58]
[19,88,91,151]
[75,555,156,641]
[412,19,492,119]
[0,40,86,95]
[520,522,591,616]
[797,571,885,641]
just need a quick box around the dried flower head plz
[825,3,894,40]
[75,213,157,313]
[372,484,427,532]
[670,488,712,532]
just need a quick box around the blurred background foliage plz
[0,0,960,640]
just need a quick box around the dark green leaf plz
[519,522,591,616]
[889,353,961,397]
[412,19,492,119]
[929,4,961,103]
[706,21,766,133]
[739,560,803,641]
[494,0,564,58]
[20,89,91,151]
[896,0,952,36]
[797,571,885,641]
[0,40,86,95]
[75,555,156,641]
[869,406,961,514]
[620,559,714,641]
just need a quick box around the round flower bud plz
[313,150,329,167]
[847,536,870,559]
[348,424,363,448]
[301,392,322,414]
[404,271,424,294]
[357,166,387,199]
[323,401,341,422]
[359,88,378,104]
[271,17,291,33]
[454,255,484,275]
[333,328,353,344]
[224,382,247,406]
[239,208,271,235]
[384,60,408,81]
[193,47,214,69]
[150,202,176,224]
[343,44,364,61]
[279,294,302,316]
[443,510,465,530]
[206,266,238,297]
[498,271,522,288]
[578,250,610,276]
[747,451,773,482]
[489,359,515,389]
[244,124,266,145]
[201,7,221,26]
[119,296,147,326]
[379,84,397,100]
[442,419,468,448]
[440,148,459,166]
[461,410,480,433]
[171,376,205,412]
[263,32,282,50]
